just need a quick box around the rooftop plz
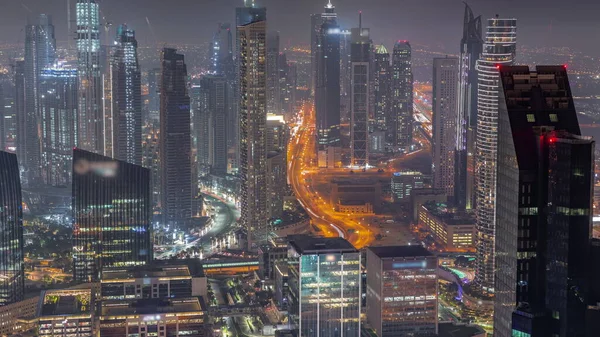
[368,245,432,258]
[421,201,475,225]
[289,235,357,254]
[438,322,486,337]
[39,289,93,317]
[101,260,203,281]
[100,297,205,316]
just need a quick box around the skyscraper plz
[160,48,192,224]
[315,1,341,168]
[495,66,592,337]
[432,57,458,197]
[267,31,280,114]
[474,17,517,294]
[278,53,296,117]
[22,14,56,185]
[391,41,413,151]
[39,65,78,187]
[237,2,268,250]
[72,148,152,282]
[350,16,370,168]
[147,68,161,122]
[0,151,24,306]
[211,23,234,77]
[455,3,483,210]
[76,0,104,155]
[288,236,361,337]
[373,45,390,131]
[266,114,287,219]
[310,13,324,97]
[111,25,142,165]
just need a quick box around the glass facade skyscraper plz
[72,148,152,282]
[374,45,390,130]
[112,24,142,165]
[474,17,516,294]
[39,66,78,187]
[288,236,361,337]
[0,151,24,306]
[350,21,371,168]
[390,41,413,152]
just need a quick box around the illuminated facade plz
[22,14,56,185]
[76,0,104,154]
[418,201,475,251]
[495,66,592,337]
[374,45,390,130]
[98,297,209,337]
[390,41,413,151]
[350,19,370,168]
[432,57,458,197]
[237,3,268,249]
[112,24,142,165]
[39,66,78,187]
[0,151,24,306]
[366,246,438,336]
[288,236,361,337]
[147,68,161,122]
[37,289,94,337]
[455,3,483,209]
[160,48,192,224]
[72,149,152,282]
[267,31,281,114]
[474,17,516,294]
[391,171,424,202]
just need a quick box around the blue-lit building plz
[366,246,438,336]
[287,235,361,337]
[0,151,24,306]
[39,66,78,187]
[72,148,152,282]
[391,171,424,202]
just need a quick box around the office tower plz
[288,236,361,337]
[391,41,413,151]
[266,115,287,218]
[340,29,352,123]
[432,57,458,197]
[350,16,370,168]
[111,25,142,165]
[142,122,160,206]
[473,17,517,294]
[37,289,94,337]
[101,45,114,158]
[0,151,24,306]
[267,31,281,114]
[310,13,324,97]
[196,75,230,175]
[495,66,593,337]
[237,2,268,250]
[391,171,424,202]
[455,3,483,209]
[366,246,438,336]
[14,61,25,154]
[39,66,78,187]
[0,84,4,150]
[147,68,161,122]
[22,14,56,185]
[315,1,341,168]
[76,0,104,154]
[278,53,296,117]
[72,149,152,282]
[160,48,192,224]
[374,45,390,130]
[211,23,234,76]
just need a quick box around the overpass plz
[208,303,262,317]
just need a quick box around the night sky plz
[1,0,599,54]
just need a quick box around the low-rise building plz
[0,295,39,336]
[391,171,424,203]
[37,289,94,337]
[98,297,209,337]
[409,188,447,223]
[337,199,373,214]
[418,201,475,251]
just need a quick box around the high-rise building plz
[455,3,483,210]
[0,151,24,306]
[432,57,458,197]
[0,79,4,151]
[366,246,438,336]
[340,29,352,123]
[160,48,192,224]
[39,66,78,187]
[278,53,297,117]
[111,25,142,165]
[237,2,268,250]
[1,74,18,152]
[72,149,152,282]
[22,14,56,185]
[473,17,517,294]
[310,13,324,97]
[14,61,25,154]
[196,75,230,176]
[266,114,287,219]
[288,236,361,337]
[495,66,593,337]
[267,31,281,114]
[350,17,370,168]
[142,121,160,206]
[374,45,390,130]
[76,0,104,155]
[37,289,94,337]
[315,1,341,168]
[147,68,161,122]
[390,41,413,151]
